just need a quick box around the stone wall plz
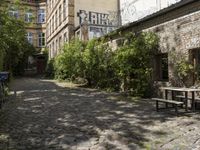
[109,0,200,89]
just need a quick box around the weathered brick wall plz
[146,10,200,87]
[109,1,200,90]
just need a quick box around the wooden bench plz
[176,95,200,101]
[152,98,184,114]
[176,95,200,109]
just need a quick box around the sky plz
[120,0,181,24]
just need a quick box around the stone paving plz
[0,78,200,150]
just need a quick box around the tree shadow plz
[0,77,196,149]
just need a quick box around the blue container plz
[0,72,9,82]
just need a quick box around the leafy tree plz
[0,0,35,75]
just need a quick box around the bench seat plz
[176,95,200,101]
[151,98,184,114]
[152,98,184,104]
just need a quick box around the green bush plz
[45,58,55,78]
[53,32,158,97]
[82,39,118,89]
[54,39,85,80]
[114,32,158,96]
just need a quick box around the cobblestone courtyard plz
[0,78,200,150]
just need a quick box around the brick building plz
[109,0,200,88]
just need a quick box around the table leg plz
[156,101,159,112]
[172,91,175,100]
[165,90,168,108]
[185,91,188,112]
[192,91,195,111]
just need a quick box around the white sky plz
[120,0,181,24]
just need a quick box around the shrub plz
[82,39,119,90]
[45,58,55,78]
[53,32,158,97]
[54,39,85,80]
[114,32,158,96]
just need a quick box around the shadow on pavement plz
[0,77,198,149]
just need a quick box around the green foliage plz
[176,60,193,80]
[0,1,35,74]
[45,58,55,78]
[85,40,119,90]
[53,32,158,97]
[114,32,158,96]
[54,39,85,80]
[170,51,193,86]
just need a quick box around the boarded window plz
[154,53,169,81]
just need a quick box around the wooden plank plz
[176,95,200,101]
[160,87,200,92]
[151,98,184,105]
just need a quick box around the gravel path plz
[0,78,200,150]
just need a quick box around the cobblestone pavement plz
[0,78,200,150]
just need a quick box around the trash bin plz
[0,72,10,82]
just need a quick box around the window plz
[64,33,67,42]
[27,32,33,44]
[38,32,45,47]
[190,49,200,83]
[38,9,45,23]
[59,5,61,25]
[25,12,33,22]
[52,15,54,31]
[9,10,19,19]
[47,23,49,37]
[55,11,57,28]
[59,36,62,49]
[155,53,169,81]
[63,0,66,19]
[56,39,58,52]
[52,41,55,56]
[50,19,52,34]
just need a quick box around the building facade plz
[8,0,47,51]
[6,0,47,74]
[46,0,121,58]
[109,0,200,91]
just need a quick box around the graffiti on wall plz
[77,10,118,26]
[77,10,119,41]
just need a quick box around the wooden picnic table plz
[160,87,200,111]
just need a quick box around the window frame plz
[37,9,45,23]
[27,32,33,44]
[38,32,45,47]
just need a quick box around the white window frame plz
[27,32,33,44]
[25,12,33,23]
[38,9,45,23]
[9,10,19,19]
[38,32,45,47]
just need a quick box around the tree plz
[0,0,35,75]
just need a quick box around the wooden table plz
[160,87,200,111]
